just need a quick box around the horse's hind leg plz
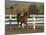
[24,21,28,29]
[26,23,28,30]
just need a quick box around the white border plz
[0,0,46,35]
[0,0,5,35]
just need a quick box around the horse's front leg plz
[20,22,22,28]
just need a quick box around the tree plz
[28,5,40,15]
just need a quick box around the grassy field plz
[5,24,44,35]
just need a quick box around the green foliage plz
[29,5,40,15]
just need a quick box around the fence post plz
[33,15,35,30]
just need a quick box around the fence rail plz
[5,15,44,24]
[5,15,44,29]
